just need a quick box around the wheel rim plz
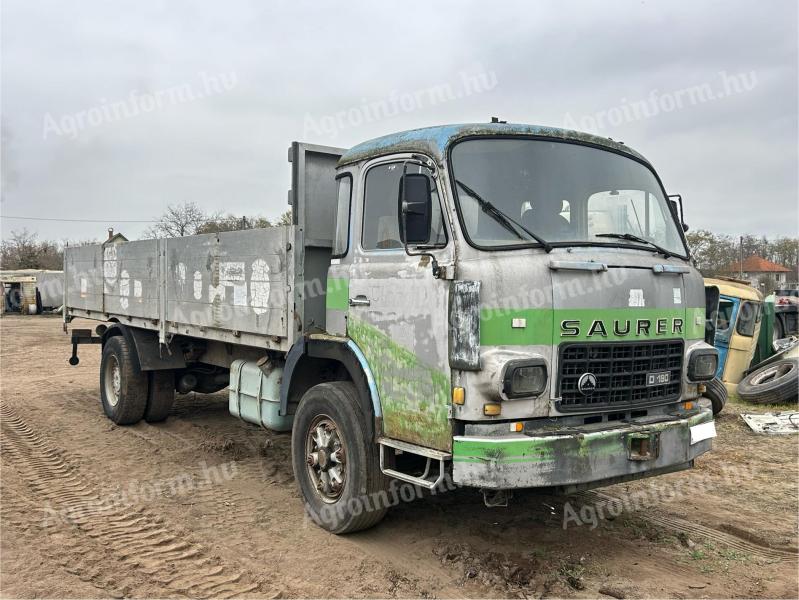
[104,355,122,407]
[304,414,347,503]
[750,362,795,386]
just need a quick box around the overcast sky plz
[1,0,797,243]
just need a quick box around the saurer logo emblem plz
[560,317,684,338]
[577,373,597,396]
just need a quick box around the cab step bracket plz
[378,437,451,490]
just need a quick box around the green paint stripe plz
[325,277,349,311]
[480,307,705,345]
[481,308,554,346]
[685,307,706,339]
[453,412,711,464]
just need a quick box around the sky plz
[1,0,797,243]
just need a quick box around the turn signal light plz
[452,387,465,405]
[510,422,523,432]
[483,403,501,416]
[683,401,694,410]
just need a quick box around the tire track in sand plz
[578,490,797,562]
[0,402,264,598]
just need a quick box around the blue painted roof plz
[338,123,649,166]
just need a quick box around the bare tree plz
[144,202,209,238]
[0,229,63,270]
[142,203,296,240]
[196,214,272,234]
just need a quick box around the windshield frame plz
[446,135,691,259]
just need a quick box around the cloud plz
[1,0,796,241]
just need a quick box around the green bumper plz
[452,408,715,489]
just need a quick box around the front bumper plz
[452,408,715,489]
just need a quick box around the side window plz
[332,174,352,257]
[715,299,735,332]
[736,301,761,337]
[362,161,446,251]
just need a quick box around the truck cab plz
[704,277,763,393]
[308,123,717,504]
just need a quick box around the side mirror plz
[668,194,689,232]
[398,173,432,245]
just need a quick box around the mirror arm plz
[401,159,443,278]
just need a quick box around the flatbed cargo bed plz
[65,226,294,351]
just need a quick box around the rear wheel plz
[100,336,148,425]
[145,370,175,423]
[291,382,387,534]
[737,359,799,404]
[703,377,728,415]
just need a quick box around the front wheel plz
[291,382,387,534]
[703,377,728,415]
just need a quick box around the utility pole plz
[739,236,744,280]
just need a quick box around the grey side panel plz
[289,142,346,248]
[288,142,344,334]
[449,280,481,370]
[65,245,103,312]
[65,228,293,351]
[103,240,160,319]
[165,228,289,338]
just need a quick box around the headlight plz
[687,348,718,381]
[502,359,548,399]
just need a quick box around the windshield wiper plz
[455,180,552,252]
[595,232,680,259]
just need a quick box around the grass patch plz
[689,549,706,560]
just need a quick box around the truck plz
[64,122,720,534]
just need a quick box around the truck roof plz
[704,277,764,302]
[338,122,650,167]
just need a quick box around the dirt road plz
[1,316,797,598]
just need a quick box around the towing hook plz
[68,328,102,366]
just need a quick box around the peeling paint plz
[347,317,451,450]
[338,123,649,167]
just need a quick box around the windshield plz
[450,138,688,256]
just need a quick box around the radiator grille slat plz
[558,340,683,411]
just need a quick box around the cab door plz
[713,295,739,379]
[347,156,454,451]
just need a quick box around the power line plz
[1,215,158,223]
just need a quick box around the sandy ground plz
[1,315,797,599]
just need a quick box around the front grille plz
[558,340,683,411]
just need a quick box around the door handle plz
[349,295,370,307]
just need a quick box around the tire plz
[100,336,148,425]
[145,370,175,423]
[703,377,728,415]
[737,359,799,404]
[291,382,387,534]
